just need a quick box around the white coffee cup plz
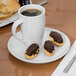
[12,4,45,46]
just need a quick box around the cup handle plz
[12,18,24,42]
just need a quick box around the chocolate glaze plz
[49,31,63,43]
[25,43,39,56]
[44,40,55,53]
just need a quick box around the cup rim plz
[18,4,45,18]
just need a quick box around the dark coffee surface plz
[44,40,54,53]
[21,9,42,16]
[25,43,39,56]
[49,31,63,43]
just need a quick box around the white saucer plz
[8,28,70,64]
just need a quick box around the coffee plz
[21,9,42,16]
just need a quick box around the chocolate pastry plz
[49,31,64,46]
[25,43,39,59]
[44,40,55,56]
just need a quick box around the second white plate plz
[8,28,70,64]
[0,12,19,27]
